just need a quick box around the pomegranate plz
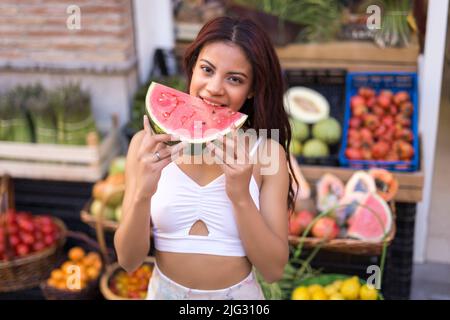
[353,104,368,117]
[351,96,365,109]
[349,117,362,129]
[377,94,391,109]
[393,91,410,105]
[372,141,390,159]
[358,87,375,99]
[345,148,363,160]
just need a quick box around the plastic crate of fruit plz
[339,72,419,172]
[284,69,346,167]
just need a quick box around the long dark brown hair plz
[183,16,298,211]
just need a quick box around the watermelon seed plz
[162,112,171,118]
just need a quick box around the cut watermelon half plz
[346,193,392,242]
[145,82,248,144]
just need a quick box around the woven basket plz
[0,175,67,292]
[39,231,108,300]
[288,201,397,256]
[83,188,154,300]
[80,199,119,232]
[99,256,155,300]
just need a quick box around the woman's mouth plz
[199,96,227,107]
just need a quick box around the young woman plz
[114,16,297,300]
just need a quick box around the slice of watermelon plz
[145,82,248,144]
[346,193,392,242]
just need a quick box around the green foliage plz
[130,75,186,131]
[232,0,343,42]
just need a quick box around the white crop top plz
[150,162,260,257]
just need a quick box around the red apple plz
[312,217,340,240]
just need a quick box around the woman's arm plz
[232,140,289,283]
[114,119,183,273]
[114,130,152,273]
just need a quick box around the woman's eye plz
[201,66,212,74]
[228,77,243,84]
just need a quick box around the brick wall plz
[0,0,136,71]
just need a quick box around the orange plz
[86,266,100,280]
[50,269,65,281]
[47,278,58,288]
[61,261,75,274]
[55,279,67,290]
[92,259,102,271]
[68,247,85,262]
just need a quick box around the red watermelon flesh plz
[145,82,248,143]
[347,193,392,242]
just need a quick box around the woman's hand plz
[206,127,255,204]
[134,115,186,200]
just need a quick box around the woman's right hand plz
[134,115,186,200]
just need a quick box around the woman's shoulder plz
[260,138,287,161]
[256,138,288,180]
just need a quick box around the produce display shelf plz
[299,163,424,203]
[0,127,120,183]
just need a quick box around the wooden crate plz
[0,128,121,183]
[275,38,420,72]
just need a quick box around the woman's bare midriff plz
[155,250,252,290]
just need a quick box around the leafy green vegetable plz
[231,0,342,42]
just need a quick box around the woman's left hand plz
[206,127,254,204]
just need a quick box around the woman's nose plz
[206,77,224,96]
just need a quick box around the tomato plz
[20,232,35,246]
[44,234,55,246]
[17,218,35,233]
[32,241,46,252]
[9,235,20,247]
[7,223,19,235]
[16,244,30,257]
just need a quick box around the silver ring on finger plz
[154,151,162,162]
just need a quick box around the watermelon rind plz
[145,82,248,144]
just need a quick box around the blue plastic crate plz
[339,72,419,172]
